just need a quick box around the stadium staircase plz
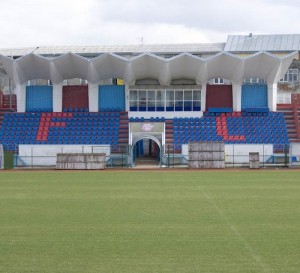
[0,92,17,136]
[118,112,129,145]
[277,93,300,142]
[0,92,17,112]
[165,119,174,145]
[0,112,4,131]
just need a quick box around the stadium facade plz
[0,34,300,168]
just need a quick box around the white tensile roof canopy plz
[0,51,297,85]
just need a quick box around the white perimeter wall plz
[290,142,300,166]
[182,144,273,163]
[17,145,111,166]
[225,144,273,163]
[290,143,300,156]
[16,143,281,167]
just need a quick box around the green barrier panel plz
[4,151,14,169]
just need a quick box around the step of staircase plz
[277,103,300,142]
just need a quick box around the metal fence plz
[289,142,300,168]
[5,142,300,169]
[107,144,131,168]
[224,144,290,168]
[13,144,131,169]
[164,143,299,168]
[0,145,4,169]
[162,144,188,168]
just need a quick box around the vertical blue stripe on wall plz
[98,85,125,111]
[241,84,268,109]
[26,86,53,112]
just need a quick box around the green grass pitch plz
[0,170,300,273]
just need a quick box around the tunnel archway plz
[131,135,162,167]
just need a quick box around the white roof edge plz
[0,50,292,85]
[0,43,225,57]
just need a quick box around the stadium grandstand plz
[0,33,300,168]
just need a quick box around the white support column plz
[53,83,63,112]
[267,83,277,111]
[201,83,206,112]
[232,83,242,111]
[88,84,99,112]
[16,83,26,112]
[125,83,130,112]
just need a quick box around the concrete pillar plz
[267,83,277,111]
[53,83,63,112]
[201,83,206,112]
[125,83,130,112]
[16,83,26,112]
[232,83,242,111]
[88,84,98,112]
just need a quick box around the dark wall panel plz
[206,84,233,110]
[62,85,89,110]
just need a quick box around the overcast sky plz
[1,0,300,48]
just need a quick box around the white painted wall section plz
[232,83,242,111]
[88,84,98,112]
[201,83,206,111]
[128,111,203,119]
[17,145,111,166]
[53,83,63,112]
[16,84,26,112]
[125,83,130,112]
[268,83,277,111]
[225,144,273,163]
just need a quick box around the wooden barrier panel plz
[189,142,225,169]
[56,153,106,170]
